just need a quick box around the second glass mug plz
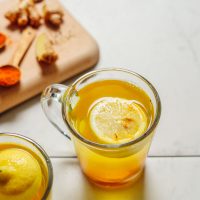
[41,68,161,187]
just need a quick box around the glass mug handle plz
[41,84,71,140]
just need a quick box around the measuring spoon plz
[0,28,36,87]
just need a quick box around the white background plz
[1,0,200,199]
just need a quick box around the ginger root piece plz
[43,2,64,27]
[34,0,43,3]
[36,33,58,64]
[19,0,34,10]
[5,0,33,27]
[4,9,19,24]
[17,9,29,27]
[28,5,41,28]
[18,0,35,28]
[5,0,64,29]
[48,13,63,26]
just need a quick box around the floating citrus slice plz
[90,97,148,144]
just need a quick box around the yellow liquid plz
[0,143,49,200]
[70,80,153,143]
[68,80,154,186]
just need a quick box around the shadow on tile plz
[82,170,145,200]
[0,95,40,122]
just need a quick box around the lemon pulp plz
[0,148,43,200]
[89,97,148,144]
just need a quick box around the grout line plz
[49,155,200,159]
[148,155,200,158]
[50,156,77,159]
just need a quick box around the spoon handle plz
[11,28,36,67]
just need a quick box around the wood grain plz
[0,0,99,113]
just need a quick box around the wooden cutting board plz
[0,0,99,113]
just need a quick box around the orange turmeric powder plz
[0,32,7,49]
[0,66,21,87]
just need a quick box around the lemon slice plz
[90,97,148,144]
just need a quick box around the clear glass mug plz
[41,68,161,187]
[0,133,53,200]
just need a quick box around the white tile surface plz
[52,157,200,200]
[0,0,200,156]
[1,0,200,198]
